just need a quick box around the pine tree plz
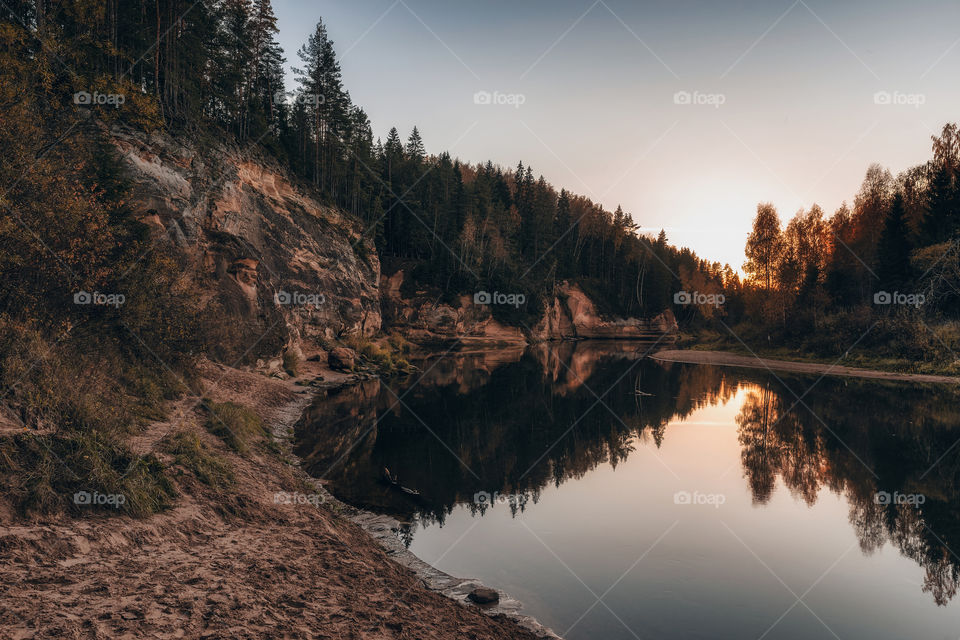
[406,126,425,161]
[923,164,958,244]
[247,0,285,137]
[384,127,404,180]
[218,0,254,137]
[294,18,349,192]
[877,192,913,288]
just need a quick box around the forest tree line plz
[728,123,960,363]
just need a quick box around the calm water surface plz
[296,342,960,640]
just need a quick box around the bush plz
[282,350,300,377]
[343,336,415,376]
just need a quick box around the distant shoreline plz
[650,349,960,384]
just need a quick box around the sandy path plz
[650,349,960,384]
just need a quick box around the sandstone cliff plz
[533,281,678,340]
[380,270,526,344]
[382,272,676,343]
[111,128,381,365]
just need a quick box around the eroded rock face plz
[533,281,678,341]
[111,128,381,363]
[380,270,525,344]
[382,272,676,344]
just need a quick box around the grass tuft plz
[0,431,176,516]
[201,400,268,454]
[163,431,235,489]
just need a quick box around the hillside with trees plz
[697,123,960,372]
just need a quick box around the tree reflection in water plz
[295,342,960,605]
[735,374,960,605]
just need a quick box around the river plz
[295,341,960,639]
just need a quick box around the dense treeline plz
[0,0,730,325]
[719,123,960,367]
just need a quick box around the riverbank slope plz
[0,359,543,640]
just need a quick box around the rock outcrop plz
[111,127,381,364]
[328,347,356,372]
[382,273,676,344]
[380,270,525,344]
[534,281,677,341]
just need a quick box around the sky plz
[272,0,960,270]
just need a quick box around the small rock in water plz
[467,587,499,604]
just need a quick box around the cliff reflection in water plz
[295,341,960,605]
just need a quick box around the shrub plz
[282,350,300,377]
[343,336,415,376]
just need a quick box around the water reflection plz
[735,376,960,605]
[295,342,960,606]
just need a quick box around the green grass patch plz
[0,431,175,516]
[344,336,416,376]
[201,400,268,454]
[163,431,235,489]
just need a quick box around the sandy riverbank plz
[651,349,960,384]
[0,358,546,640]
